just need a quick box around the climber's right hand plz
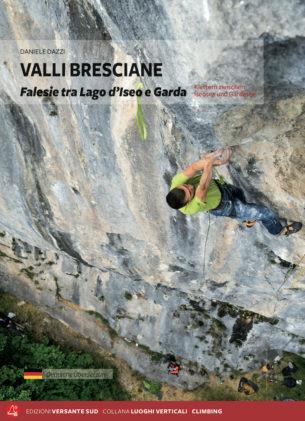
[212,147,232,166]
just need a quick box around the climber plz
[167,361,181,376]
[0,312,17,329]
[238,377,259,395]
[166,148,302,236]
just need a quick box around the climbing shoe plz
[243,220,257,228]
[280,222,302,236]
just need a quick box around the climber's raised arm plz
[182,158,207,178]
[182,148,232,178]
[195,157,214,202]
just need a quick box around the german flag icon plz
[23,369,43,380]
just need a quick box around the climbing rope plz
[278,252,305,292]
[202,166,226,279]
[135,82,148,141]
[202,212,211,279]
[212,163,304,294]
[213,167,226,185]
[290,254,305,289]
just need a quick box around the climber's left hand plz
[212,147,232,166]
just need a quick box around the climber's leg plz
[210,184,234,217]
[222,184,257,227]
[224,183,247,202]
[280,222,303,236]
[210,183,246,218]
[232,199,284,235]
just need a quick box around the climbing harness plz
[135,82,148,141]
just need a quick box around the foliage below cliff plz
[0,327,129,401]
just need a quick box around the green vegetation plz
[1,288,304,401]
[86,310,109,324]
[124,292,133,300]
[251,372,259,382]
[0,290,129,400]
[196,352,305,401]
[0,290,160,400]
[0,327,129,400]
[216,300,279,325]
[212,318,226,332]
[85,310,118,339]
[143,379,162,396]
[20,267,36,280]
[196,384,244,401]
[137,344,164,362]
[217,302,239,318]
[53,276,61,299]
[249,353,305,401]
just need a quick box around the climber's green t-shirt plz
[170,173,221,215]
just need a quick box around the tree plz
[0,328,129,400]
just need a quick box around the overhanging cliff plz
[0,0,305,389]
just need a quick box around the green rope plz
[136,82,148,141]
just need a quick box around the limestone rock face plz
[0,1,305,388]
